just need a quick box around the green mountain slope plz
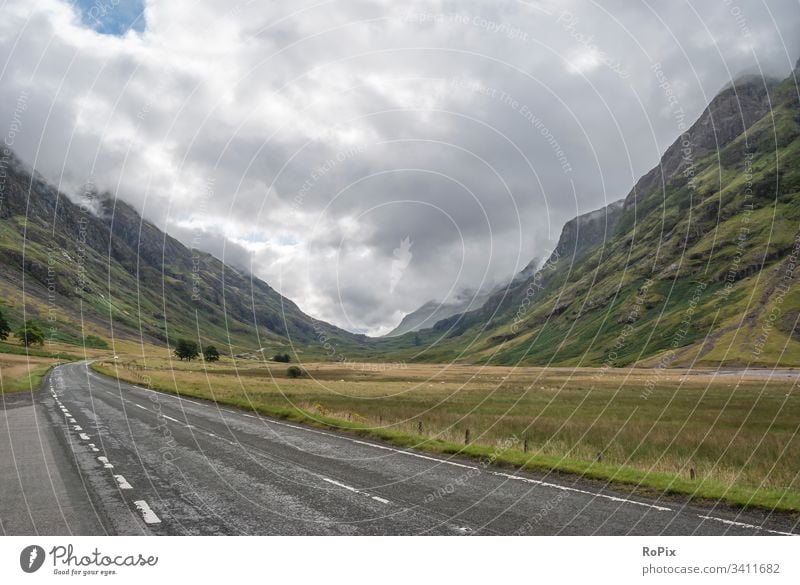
[396,66,800,367]
[0,152,364,356]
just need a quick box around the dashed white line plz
[114,474,133,489]
[322,477,360,494]
[87,362,792,522]
[261,415,675,512]
[133,500,161,524]
[321,477,390,505]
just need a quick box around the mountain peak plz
[624,75,776,210]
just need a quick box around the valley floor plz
[93,356,800,513]
[2,360,797,535]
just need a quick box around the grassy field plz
[93,355,800,512]
[0,352,63,394]
[0,336,142,394]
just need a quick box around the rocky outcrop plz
[624,76,778,210]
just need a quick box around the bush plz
[174,338,199,361]
[0,308,10,341]
[203,345,220,362]
[273,353,291,363]
[16,321,44,347]
[286,365,304,378]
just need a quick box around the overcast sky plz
[1,1,798,334]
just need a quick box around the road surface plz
[2,360,798,535]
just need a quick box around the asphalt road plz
[3,360,798,535]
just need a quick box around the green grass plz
[0,341,81,361]
[0,363,55,394]
[92,360,800,513]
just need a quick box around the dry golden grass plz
[0,352,60,393]
[96,356,800,498]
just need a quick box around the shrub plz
[0,308,10,341]
[273,353,291,363]
[204,345,220,362]
[16,321,44,346]
[286,365,304,378]
[174,338,199,361]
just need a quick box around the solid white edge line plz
[86,363,800,525]
[492,471,673,512]
[697,514,796,536]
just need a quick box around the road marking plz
[491,471,673,512]
[97,456,114,469]
[321,477,390,505]
[134,404,147,410]
[78,362,699,517]
[79,433,90,440]
[114,475,133,489]
[697,515,796,536]
[133,500,161,524]
[322,477,360,494]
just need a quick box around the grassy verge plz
[92,360,800,513]
[0,341,82,361]
[1,363,57,394]
[2,364,56,394]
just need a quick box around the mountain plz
[395,67,800,367]
[2,64,798,368]
[385,287,496,337]
[0,152,364,356]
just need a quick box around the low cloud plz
[1,0,798,334]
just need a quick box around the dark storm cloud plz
[1,0,798,334]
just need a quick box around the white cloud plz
[1,0,798,334]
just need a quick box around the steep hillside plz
[385,287,496,337]
[397,66,800,367]
[0,153,364,356]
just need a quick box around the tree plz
[286,365,304,378]
[0,308,10,341]
[16,321,44,347]
[273,353,291,363]
[203,345,220,362]
[174,338,199,361]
